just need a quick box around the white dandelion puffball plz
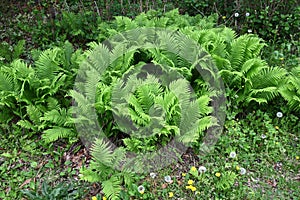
[276,112,283,118]
[164,175,172,183]
[234,12,239,17]
[240,168,246,175]
[198,166,207,173]
[229,151,237,158]
[150,172,156,179]
[138,185,145,194]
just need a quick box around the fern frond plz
[102,175,122,200]
[91,138,115,166]
[35,48,62,80]
[42,127,75,143]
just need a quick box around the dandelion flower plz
[236,166,240,170]
[240,168,246,175]
[276,112,283,118]
[92,196,97,200]
[187,180,194,185]
[275,126,279,130]
[182,173,186,177]
[191,166,197,172]
[164,175,172,183]
[186,185,197,192]
[190,186,197,192]
[229,151,237,158]
[215,172,221,177]
[198,166,207,173]
[168,192,174,198]
[150,172,156,179]
[103,197,107,200]
[296,156,299,160]
[222,16,226,19]
[245,12,250,17]
[138,185,145,194]
[234,12,239,17]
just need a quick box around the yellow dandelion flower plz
[103,197,107,200]
[186,185,197,191]
[236,166,240,170]
[296,156,299,160]
[182,173,186,177]
[190,186,197,192]
[215,172,221,177]
[168,192,174,198]
[187,180,194,185]
[191,166,197,172]
[275,126,279,130]
[222,16,226,19]
[92,196,97,200]
[186,185,192,189]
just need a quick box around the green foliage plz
[279,66,300,111]
[0,41,81,142]
[21,181,85,200]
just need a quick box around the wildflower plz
[150,172,156,179]
[92,196,97,200]
[103,197,107,200]
[296,156,299,160]
[168,192,174,198]
[186,185,197,192]
[182,173,186,177]
[138,185,145,194]
[187,180,194,185]
[222,16,226,19]
[245,12,250,17]
[276,112,283,118]
[229,151,237,158]
[191,166,197,172]
[234,12,239,17]
[240,168,246,175]
[275,126,279,130]
[261,134,266,139]
[164,175,172,183]
[236,166,240,170]
[247,29,253,33]
[215,172,221,177]
[279,57,284,61]
[198,166,207,173]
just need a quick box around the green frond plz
[26,105,43,125]
[35,48,62,80]
[228,35,265,70]
[41,108,70,126]
[0,70,14,91]
[91,138,115,166]
[279,66,300,111]
[42,127,75,143]
[17,120,35,131]
[102,175,122,200]
[240,58,268,79]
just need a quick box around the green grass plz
[1,107,299,199]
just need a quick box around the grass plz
[1,108,299,199]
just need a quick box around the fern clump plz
[0,41,82,142]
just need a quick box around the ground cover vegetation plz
[0,0,299,199]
